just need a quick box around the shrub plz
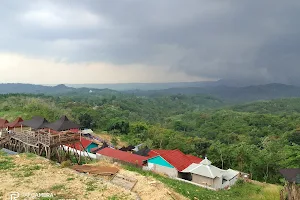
[235,179,245,186]
[61,160,72,168]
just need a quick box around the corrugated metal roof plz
[222,169,239,180]
[182,163,223,178]
[67,137,92,151]
[45,115,81,131]
[148,149,203,171]
[82,129,93,134]
[279,168,300,183]
[97,147,147,166]
[182,158,239,180]
[21,116,49,129]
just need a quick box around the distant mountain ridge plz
[1,83,300,103]
[124,83,300,102]
[0,83,116,95]
[67,81,217,91]
[67,79,300,90]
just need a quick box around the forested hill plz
[231,98,300,114]
[0,83,117,95]
[2,83,300,103]
[125,83,300,102]
[0,93,299,185]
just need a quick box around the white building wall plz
[212,177,223,189]
[62,145,97,159]
[144,164,178,177]
[221,175,239,189]
[228,176,238,186]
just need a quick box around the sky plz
[0,0,299,84]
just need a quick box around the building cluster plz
[0,115,242,191]
[70,132,241,190]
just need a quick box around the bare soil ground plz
[78,160,188,200]
[119,169,188,200]
[0,153,135,200]
[0,153,187,200]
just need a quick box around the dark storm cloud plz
[0,0,300,83]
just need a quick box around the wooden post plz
[56,147,61,163]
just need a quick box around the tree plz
[111,136,118,146]
[79,113,94,129]
[130,122,149,140]
[287,131,300,145]
[107,120,130,134]
[193,138,211,158]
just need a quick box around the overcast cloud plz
[0,0,299,84]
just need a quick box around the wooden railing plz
[49,132,80,146]
[12,132,38,146]
[11,131,80,147]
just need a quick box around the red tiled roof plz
[0,119,9,128]
[96,147,147,166]
[148,149,171,157]
[186,154,203,164]
[67,137,92,151]
[148,149,203,171]
[5,117,23,128]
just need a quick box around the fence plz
[11,131,80,147]
[62,145,97,159]
[175,178,217,191]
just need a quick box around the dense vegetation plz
[0,92,299,185]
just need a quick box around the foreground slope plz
[0,151,282,200]
[0,152,187,200]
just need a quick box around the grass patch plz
[86,180,98,192]
[25,153,37,159]
[24,164,42,171]
[69,154,94,165]
[61,160,72,168]
[13,164,43,177]
[123,165,281,200]
[36,189,69,200]
[38,195,68,200]
[50,184,66,191]
[23,170,34,177]
[66,177,75,181]
[107,195,121,200]
[37,189,48,193]
[0,153,16,170]
[0,150,8,156]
